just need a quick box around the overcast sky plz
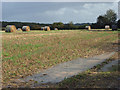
[2,2,118,24]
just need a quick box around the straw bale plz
[54,28,58,30]
[5,25,17,32]
[45,26,50,31]
[22,26,30,31]
[105,25,110,30]
[85,26,91,30]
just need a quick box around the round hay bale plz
[47,26,50,31]
[17,28,23,32]
[105,25,110,30]
[45,26,50,31]
[54,28,58,30]
[22,26,30,31]
[5,25,17,32]
[41,27,45,30]
[85,26,91,30]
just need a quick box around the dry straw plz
[22,26,30,31]
[105,25,110,30]
[5,25,17,32]
[85,26,91,30]
[47,26,50,31]
[41,27,45,30]
[17,28,23,32]
[44,26,50,31]
[54,28,58,30]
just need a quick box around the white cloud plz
[80,2,118,22]
[83,3,117,13]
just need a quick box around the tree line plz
[1,9,119,30]
[1,21,91,30]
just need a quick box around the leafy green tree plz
[52,22,64,29]
[31,25,41,30]
[97,15,108,28]
[117,19,120,28]
[104,9,117,25]
[96,9,117,28]
[68,21,74,29]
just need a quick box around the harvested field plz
[2,30,118,87]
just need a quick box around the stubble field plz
[1,30,118,86]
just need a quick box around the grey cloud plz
[2,2,118,23]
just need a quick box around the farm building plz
[105,25,110,30]
[85,26,91,30]
[5,25,17,32]
[22,26,30,31]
